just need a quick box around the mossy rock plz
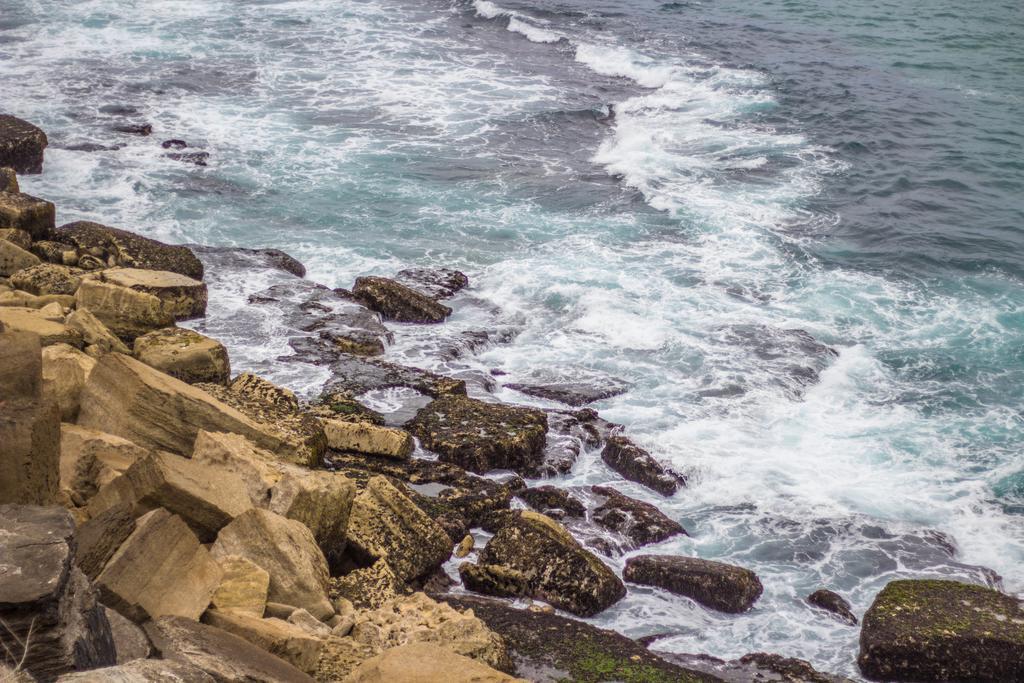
[858,579,1024,682]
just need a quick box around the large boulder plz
[858,579,1024,682]
[0,505,116,681]
[322,418,413,459]
[98,267,207,320]
[74,279,175,341]
[10,263,82,296]
[211,508,334,621]
[341,642,524,683]
[64,307,130,356]
[209,554,271,617]
[41,343,96,421]
[0,237,41,276]
[103,606,152,664]
[353,275,452,323]
[53,221,203,279]
[407,396,547,475]
[623,555,763,613]
[343,476,453,584]
[0,192,55,239]
[0,306,83,347]
[144,615,315,683]
[95,508,223,623]
[467,511,625,617]
[133,326,230,384]
[74,505,138,581]
[76,353,309,461]
[203,609,322,674]
[55,659,215,682]
[590,485,687,549]
[59,425,147,508]
[88,451,253,542]
[600,435,685,496]
[0,115,47,174]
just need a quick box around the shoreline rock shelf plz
[0,122,1011,682]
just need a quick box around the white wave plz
[574,43,675,89]
[472,0,506,19]
[507,17,561,44]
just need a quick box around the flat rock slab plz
[54,221,203,279]
[601,435,685,497]
[0,114,47,174]
[11,263,83,296]
[322,353,466,398]
[624,555,763,614]
[98,267,207,320]
[0,306,83,347]
[858,579,1024,682]
[505,373,630,406]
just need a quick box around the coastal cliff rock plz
[133,326,231,385]
[353,275,452,323]
[623,555,763,613]
[65,307,130,355]
[74,279,177,341]
[601,435,685,496]
[0,115,48,173]
[53,221,203,279]
[93,267,207,320]
[858,579,1024,682]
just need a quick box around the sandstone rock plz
[353,275,451,323]
[211,508,334,621]
[65,307,130,355]
[0,505,115,681]
[0,327,41,397]
[393,267,468,300]
[329,559,400,610]
[0,115,47,174]
[96,508,222,623]
[41,343,96,421]
[53,221,203,279]
[516,485,585,518]
[59,425,147,508]
[10,263,82,296]
[74,279,175,341]
[322,418,413,459]
[55,659,215,682]
[38,300,65,320]
[145,615,315,682]
[0,289,75,311]
[623,555,763,613]
[472,511,625,617]
[1,226,31,249]
[191,430,279,505]
[0,398,60,505]
[0,167,18,193]
[88,451,253,542]
[344,476,452,583]
[590,485,687,548]
[75,504,137,581]
[203,610,322,674]
[98,267,206,319]
[289,608,333,637]
[133,326,230,384]
[601,435,685,496]
[343,642,523,683]
[807,588,858,626]
[77,353,307,460]
[407,396,547,475]
[455,534,474,558]
[0,238,41,276]
[858,579,1024,682]
[103,606,152,664]
[210,555,270,617]
[31,240,78,266]
[0,192,55,239]
[0,306,82,347]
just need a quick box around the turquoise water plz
[3,0,1022,676]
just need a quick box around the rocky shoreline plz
[2,115,1023,682]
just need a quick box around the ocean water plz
[3,0,1023,677]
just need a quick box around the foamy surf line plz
[472,0,563,43]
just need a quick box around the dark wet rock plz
[505,377,630,407]
[0,114,48,174]
[98,105,140,116]
[322,354,466,398]
[467,511,625,617]
[807,589,857,626]
[161,139,188,149]
[407,395,548,475]
[516,485,585,518]
[443,595,720,682]
[591,485,687,548]
[529,408,618,478]
[188,244,306,277]
[53,221,204,279]
[144,615,314,682]
[436,329,492,361]
[601,435,685,496]
[353,275,452,323]
[0,505,116,681]
[250,280,391,357]
[312,395,386,425]
[61,142,122,153]
[165,151,210,166]
[662,651,853,683]
[719,324,838,398]
[624,555,763,614]
[112,123,152,136]
[858,579,1024,682]
[393,267,469,300]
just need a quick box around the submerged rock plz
[807,588,858,626]
[590,485,687,548]
[188,243,306,277]
[858,579,1024,682]
[601,435,685,496]
[353,275,452,323]
[624,555,763,614]
[0,114,48,174]
[322,353,466,398]
[505,372,630,407]
[393,267,469,300]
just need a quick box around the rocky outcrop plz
[466,511,625,617]
[210,555,271,617]
[144,616,315,682]
[1,238,41,276]
[0,192,54,239]
[353,275,452,323]
[95,508,223,623]
[407,396,547,475]
[133,326,230,384]
[0,115,48,174]
[343,476,452,583]
[590,485,687,549]
[0,505,116,681]
[623,555,763,613]
[211,508,334,621]
[10,264,82,296]
[202,609,322,674]
[807,589,858,626]
[393,267,468,300]
[858,579,1024,682]
[76,353,309,461]
[53,221,203,279]
[329,559,400,610]
[31,240,79,266]
[600,435,685,496]
[341,642,524,683]
[322,418,413,459]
